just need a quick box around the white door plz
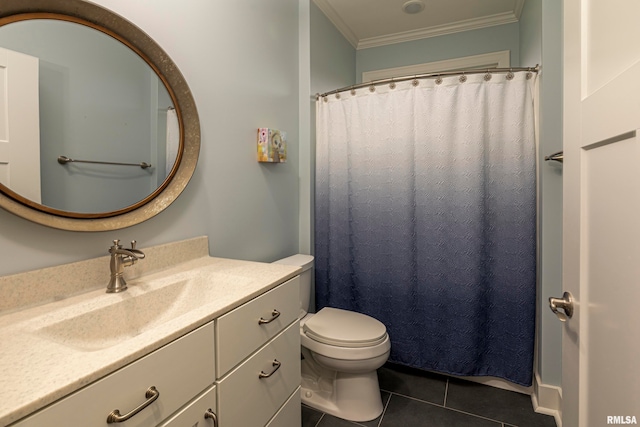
[0,47,41,203]
[561,0,640,425]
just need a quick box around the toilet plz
[273,254,391,422]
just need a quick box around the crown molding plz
[314,0,524,50]
[357,11,520,50]
[312,0,358,48]
[514,0,526,20]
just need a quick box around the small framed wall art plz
[257,128,287,163]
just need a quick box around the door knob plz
[549,291,574,322]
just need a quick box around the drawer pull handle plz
[258,359,282,379]
[106,386,159,423]
[258,309,281,325]
[204,408,219,426]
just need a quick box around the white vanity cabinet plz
[215,276,301,427]
[11,323,216,427]
[8,274,301,427]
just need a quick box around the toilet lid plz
[303,307,387,348]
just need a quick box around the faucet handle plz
[128,240,145,259]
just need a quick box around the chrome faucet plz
[107,239,145,293]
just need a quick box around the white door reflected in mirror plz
[0,47,40,203]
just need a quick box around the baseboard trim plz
[532,372,562,427]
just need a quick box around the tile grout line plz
[443,378,449,407]
[376,391,392,427]
[383,391,507,425]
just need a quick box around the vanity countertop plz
[0,246,300,426]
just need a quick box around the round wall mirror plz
[0,0,200,231]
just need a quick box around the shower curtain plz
[315,71,537,386]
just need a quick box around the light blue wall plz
[520,0,564,388]
[0,0,303,277]
[311,2,356,95]
[520,0,542,67]
[355,23,521,83]
[299,0,312,255]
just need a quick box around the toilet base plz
[300,356,384,422]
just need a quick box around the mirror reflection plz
[0,19,178,214]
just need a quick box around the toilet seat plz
[303,307,387,348]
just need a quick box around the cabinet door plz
[216,276,299,377]
[265,388,301,427]
[12,323,215,427]
[217,321,300,427]
[158,385,217,427]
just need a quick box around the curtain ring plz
[412,78,419,87]
[389,80,396,90]
[459,74,467,83]
[323,95,328,103]
[506,69,515,80]
[435,77,443,85]
[484,70,492,81]
[526,71,533,80]
[369,84,376,92]
[335,93,341,99]
[350,88,356,96]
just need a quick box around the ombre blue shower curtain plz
[314,71,537,386]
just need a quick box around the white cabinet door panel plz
[217,322,300,427]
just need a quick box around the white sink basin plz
[34,271,250,351]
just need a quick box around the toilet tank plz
[272,254,314,316]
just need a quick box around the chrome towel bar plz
[58,155,152,169]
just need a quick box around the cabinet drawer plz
[216,276,299,376]
[265,387,301,427]
[12,323,215,427]
[157,384,217,427]
[217,321,300,427]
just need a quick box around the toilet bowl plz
[273,255,391,422]
[300,308,391,421]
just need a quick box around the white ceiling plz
[313,0,525,50]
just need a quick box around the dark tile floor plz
[302,363,557,427]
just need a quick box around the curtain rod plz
[316,65,540,99]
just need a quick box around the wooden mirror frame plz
[0,0,200,231]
